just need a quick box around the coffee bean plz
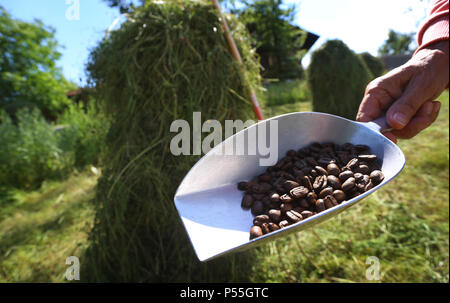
[287,149,297,157]
[370,170,384,184]
[279,220,290,228]
[313,175,327,191]
[346,158,359,171]
[286,210,303,223]
[237,181,248,191]
[284,180,300,191]
[365,180,374,191]
[250,226,263,239]
[339,170,354,182]
[324,195,338,209]
[259,174,272,182]
[327,175,341,189]
[261,222,270,234]
[315,166,328,176]
[327,163,340,176]
[306,192,318,205]
[251,201,265,215]
[270,192,280,203]
[319,186,334,199]
[298,198,310,209]
[332,190,346,202]
[290,186,309,199]
[358,154,377,162]
[268,222,280,232]
[280,194,293,203]
[241,194,254,209]
[342,177,356,192]
[253,215,270,226]
[315,199,325,212]
[355,164,370,175]
[301,210,314,219]
[268,209,282,223]
[280,202,293,213]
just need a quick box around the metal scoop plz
[174,112,405,261]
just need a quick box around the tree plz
[378,29,416,56]
[358,52,385,78]
[0,6,75,120]
[235,0,306,79]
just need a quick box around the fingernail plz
[424,102,434,116]
[393,112,408,127]
[433,102,441,114]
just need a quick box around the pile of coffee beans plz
[237,142,385,240]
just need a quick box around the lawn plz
[0,87,448,283]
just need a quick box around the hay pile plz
[82,0,262,282]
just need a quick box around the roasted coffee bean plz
[237,181,248,191]
[251,201,265,216]
[280,202,294,213]
[298,198,310,209]
[268,209,282,223]
[290,186,309,199]
[315,166,328,176]
[342,177,356,192]
[279,220,290,228]
[280,194,293,203]
[268,222,280,232]
[306,192,318,205]
[313,175,327,191]
[302,175,313,191]
[346,158,359,170]
[270,192,280,203]
[284,180,300,191]
[324,195,338,209]
[339,170,354,182]
[250,226,263,239]
[241,194,254,209]
[315,199,325,212]
[287,149,297,157]
[327,163,340,176]
[327,175,341,189]
[259,174,272,182]
[332,190,346,202]
[370,170,384,184]
[319,186,334,199]
[305,157,319,166]
[301,210,314,219]
[286,210,303,223]
[253,215,270,226]
[358,154,377,162]
[261,222,270,234]
[354,173,364,182]
[365,180,374,191]
[355,164,370,175]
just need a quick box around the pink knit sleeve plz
[415,0,449,53]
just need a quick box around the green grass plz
[0,169,98,282]
[262,79,311,107]
[0,91,448,283]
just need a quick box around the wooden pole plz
[211,0,265,121]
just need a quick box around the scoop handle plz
[362,115,394,133]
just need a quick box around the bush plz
[57,101,109,168]
[307,39,373,120]
[359,52,385,78]
[0,108,70,188]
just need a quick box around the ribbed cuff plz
[415,15,449,54]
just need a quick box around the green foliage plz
[237,0,306,79]
[0,108,70,189]
[378,29,416,56]
[307,39,373,120]
[57,101,110,169]
[0,6,75,120]
[263,79,311,106]
[359,52,385,78]
[83,0,261,282]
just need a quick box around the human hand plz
[356,40,449,143]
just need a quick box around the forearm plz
[415,0,449,54]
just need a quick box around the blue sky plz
[0,0,431,87]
